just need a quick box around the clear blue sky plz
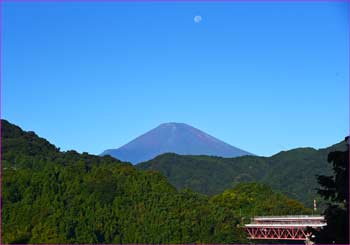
[2,1,349,156]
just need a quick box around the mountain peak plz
[158,122,190,127]
[102,123,253,164]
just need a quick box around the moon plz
[194,15,202,23]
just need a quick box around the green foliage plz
[2,120,248,243]
[310,137,349,244]
[137,142,346,208]
[2,120,312,244]
[211,183,311,219]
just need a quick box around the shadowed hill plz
[137,141,346,207]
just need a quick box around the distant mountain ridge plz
[101,122,252,163]
[137,140,348,207]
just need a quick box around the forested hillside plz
[137,141,346,207]
[211,183,311,218]
[2,119,310,244]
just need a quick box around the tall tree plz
[311,136,349,244]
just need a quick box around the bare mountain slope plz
[101,122,252,163]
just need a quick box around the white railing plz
[253,215,324,220]
[245,223,327,228]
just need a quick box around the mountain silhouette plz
[101,122,252,163]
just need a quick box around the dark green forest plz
[137,141,347,208]
[309,137,349,244]
[2,119,311,244]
